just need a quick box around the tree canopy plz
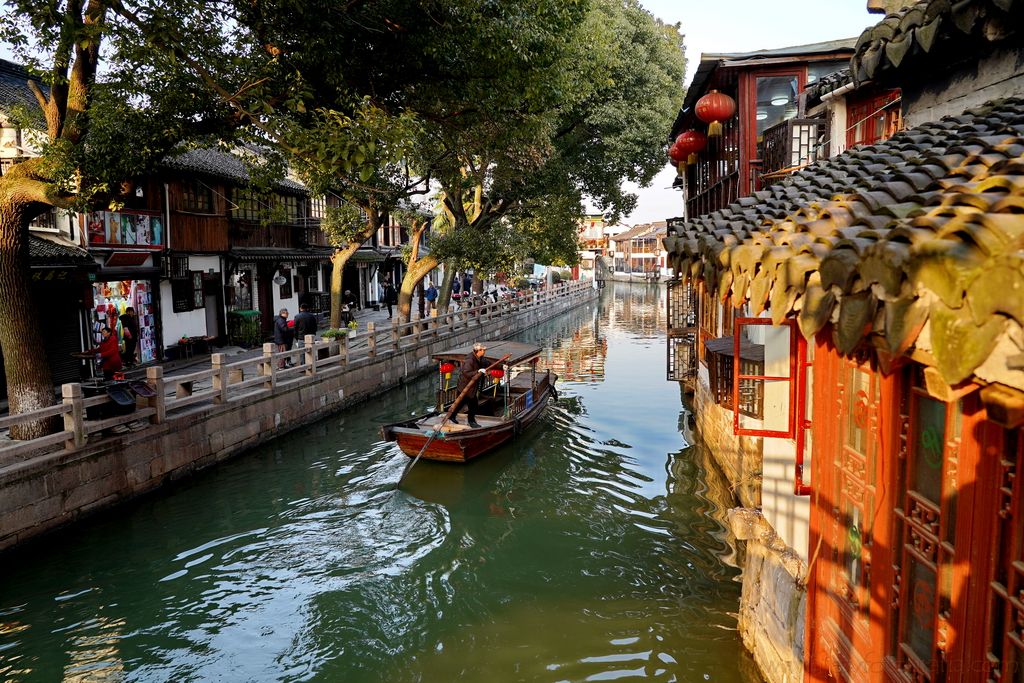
[0,0,685,426]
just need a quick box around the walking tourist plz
[448,342,487,428]
[274,308,294,368]
[382,281,397,319]
[293,303,318,342]
[424,281,438,310]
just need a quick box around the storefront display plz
[91,280,157,364]
[85,210,164,248]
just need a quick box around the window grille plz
[182,180,213,212]
[705,336,765,419]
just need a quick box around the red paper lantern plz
[695,90,736,137]
[488,368,505,379]
[675,130,707,165]
[439,362,455,374]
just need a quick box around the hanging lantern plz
[695,90,737,137]
[667,140,687,173]
[675,130,707,165]
[488,368,505,379]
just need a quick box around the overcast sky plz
[617,0,878,226]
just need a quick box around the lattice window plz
[232,187,262,221]
[983,427,1024,682]
[705,336,764,419]
[698,282,719,364]
[182,180,213,212]
[889,382,964,681]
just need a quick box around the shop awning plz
[105,251,151,268]
[228,247,335,262]
[348,248,386,263]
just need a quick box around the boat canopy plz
[432,341,541,367]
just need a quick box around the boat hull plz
[381,379,556,463]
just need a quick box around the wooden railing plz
[758,117,824,188]
[0,280,593,466]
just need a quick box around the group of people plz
[273,304,319,368]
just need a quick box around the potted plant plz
[320,328,348,340]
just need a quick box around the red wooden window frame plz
[732,317,803,438]
[846,88,902,149]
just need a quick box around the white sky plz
[617,0,878,225]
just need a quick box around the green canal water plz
[0,283,761,682]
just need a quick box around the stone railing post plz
[367,322,377,357]
[211,353,228,404]
[61,383,86,450]
[262,342,277,389]
[304,335,317,376]
[391,319,400,352]
[341,334,349,366]
[146,366,166,424]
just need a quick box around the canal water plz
[0,283,761,682]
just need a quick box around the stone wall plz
[730,509,807,683]
[0,291,594,552]
[903,45,1024,128]
[691,372,807,683]
[692,374,761,509]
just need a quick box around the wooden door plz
[807,342,898,681]
[883,381,985,682]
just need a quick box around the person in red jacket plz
[86,326,124,380]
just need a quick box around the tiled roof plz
[663,96,1024,395]
[0,59,46,126]
[29,233,93,266]
[611,221,667,242]
[161,147,307,193]
[850,0,1023,83]
[805,68,853,104]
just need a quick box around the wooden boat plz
[381,341,557,463]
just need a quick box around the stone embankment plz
[0,281,596,552]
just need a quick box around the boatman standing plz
[449,342,487,428]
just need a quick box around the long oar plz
[397,353,510,488]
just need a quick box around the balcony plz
[757,117,825,189]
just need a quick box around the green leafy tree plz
[407,0,684,320]
[0,0,261,436]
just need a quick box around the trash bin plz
[81,379,136,421]
[227,310,262,347]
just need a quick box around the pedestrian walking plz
[293,303,318,342]
[424,280,438,310]
[382,281,397,319]
[462,272,473,295]
[274,308,294,368]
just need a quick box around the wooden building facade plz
[663,1,1024,681]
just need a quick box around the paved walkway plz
[125,299,444,382]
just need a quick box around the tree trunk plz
[396,255,439,324]
[437,266,457,315]
[0,197,59,438]
[329,246,362,329]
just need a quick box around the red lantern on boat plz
[695,90,736,137]
[439,362,455,375]
[488,368,505,379]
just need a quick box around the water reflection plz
[0,282,760,682]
